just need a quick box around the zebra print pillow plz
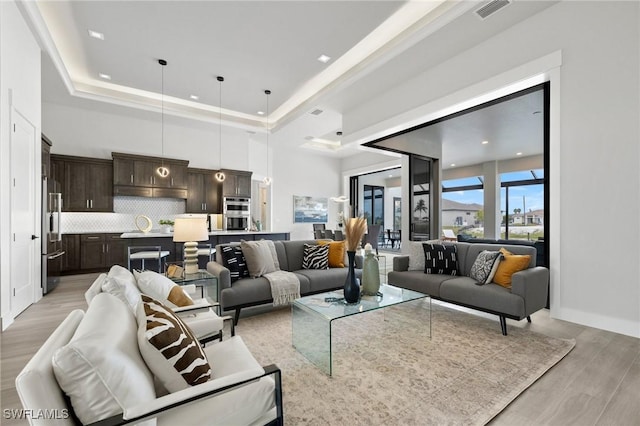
[136,295,211,392]
[302,244,329,270]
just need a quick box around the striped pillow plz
[302,244,329,270]
[220,245,249,282]
[136,295,211,392]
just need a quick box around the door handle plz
[31,235,40,240]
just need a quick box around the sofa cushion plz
[220,245,250,283]
[318,240,346,268]
[469,250,502,285]
[302,244,329,270]
[388,270,453,298]
[423,243,458,275]
[407,241,426,271]
[493,248,531,288]
[136,295,211,392]
[296,268,356,293]
[52,293,155,425]
[134,270,194,308]
[282,240,319,271]
[241,240,279,277]
[101,273,142,311]
[440,278,526,318]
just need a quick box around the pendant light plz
[156,59,170,177]
[262,89,272,186]
[214,76,226,182]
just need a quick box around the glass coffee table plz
[292,284,429,376]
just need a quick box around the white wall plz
[0,0,42,328]
[342,1,640,337]
[271,146,342,241]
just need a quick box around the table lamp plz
[173,215,209,274]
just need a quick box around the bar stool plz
[127,246,170,273]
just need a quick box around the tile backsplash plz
[61,197,186,233]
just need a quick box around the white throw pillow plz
[108,264,137,288]
[52,293,155,425]
[136,295,211,392]
[134,270,193,308]
[101,274,141,312]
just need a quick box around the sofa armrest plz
[393,256,410,272]
[511,267,549,316]
[207,261,231,291]
[173,300,220,315]
[89,364,282,426]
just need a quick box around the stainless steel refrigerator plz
[42,177,64,294]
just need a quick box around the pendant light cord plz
[215,76,226,182]
[264,89,271,185]
[161,61,165,167]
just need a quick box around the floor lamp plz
[173,216,209,274]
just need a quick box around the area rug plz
[235,300,575,425]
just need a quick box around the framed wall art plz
[293,195,328,223]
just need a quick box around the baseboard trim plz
[555,307,640,338]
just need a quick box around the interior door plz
[11,109,38,315]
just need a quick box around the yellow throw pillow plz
[493,248,530,288]
[318,240,346,268]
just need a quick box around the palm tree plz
[414,199,428,219]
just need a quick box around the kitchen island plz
[60,230,289,275]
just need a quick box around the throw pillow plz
[422,243,458,275]
[220,245,250,283]
[318,240,346,268]
[469,250,502,285]
[302,244,329,269]
[407,241,427,271]
[134,270,194,307]
[52,293,155,425]
[241,240,279,277]
[136,295,211,392]
[493,248,531,288]
[101,274,142,311]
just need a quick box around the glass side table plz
[169,269,218,303]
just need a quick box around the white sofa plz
[15,292,283,425]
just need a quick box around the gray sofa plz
[207,240,362,324]
[389,242,549,335]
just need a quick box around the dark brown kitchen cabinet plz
[52,155,113,212]
[61,234,80,272]
[42,135,51,178]
[80,233,127,270]
[49,156,64,194]
[112,152,188,198]
[221,169,252,198]
[187,168,220,213]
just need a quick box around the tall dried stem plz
[344,217,367,251]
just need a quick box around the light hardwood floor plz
[1,272,638,425]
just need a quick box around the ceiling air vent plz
[309,108,323,116]
[475,0,511,20]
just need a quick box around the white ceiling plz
[27,0,555,161]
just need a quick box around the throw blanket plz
[264,270,300,306]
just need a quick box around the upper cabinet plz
[51,154,114,212]
[221,169,252,198]
[112,152,188,199]
[186,168,221,213]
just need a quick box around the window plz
[363,185,384,225]
[500,169,544,240]
[442,176,484,236]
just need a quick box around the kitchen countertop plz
[120,230,290,238]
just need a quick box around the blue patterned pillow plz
[422,243,458,275]
[469,250,502,285]
[302,244,329,270]
[220,245,249,283]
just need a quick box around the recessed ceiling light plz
[98,73,111,80]
[317,54,331,63]
[516,152,523,156]
[257,111,265,115]
[481,140,489,144]
[88,30,104,40]
[189,95,199,100]
[450,163,456,167]
[388,174,393,178]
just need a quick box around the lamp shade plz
[172,216,208,243]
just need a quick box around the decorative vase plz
[361,248,380,296]
[343,250,360,303]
